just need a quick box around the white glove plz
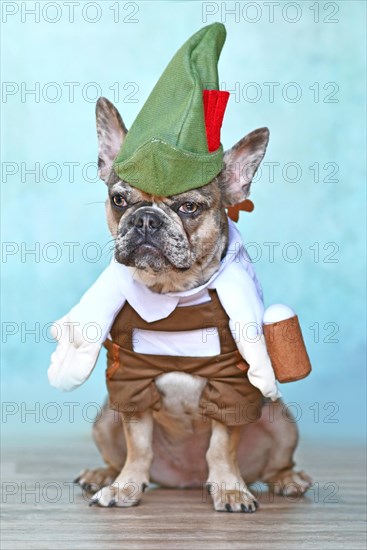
[237,335,281,401]
[47,315,101,391]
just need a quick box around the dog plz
[74,97,312,512]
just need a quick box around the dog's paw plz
[207,482,259,513]
[89,479,149,508]
[268,469,313,496]
[74,466,119,493]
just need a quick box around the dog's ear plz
[220,127,269,206]
[96,97,127,183]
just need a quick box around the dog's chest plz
[155,372,207,418]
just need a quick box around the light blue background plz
[1,1,366,441]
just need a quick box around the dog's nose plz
[133,208,163,234]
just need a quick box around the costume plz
[105,288,263,426]
[48,220,311,402]
[48,23,311,414]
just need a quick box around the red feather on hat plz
[203,90,230,152]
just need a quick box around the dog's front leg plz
[206,420,258,513]
[91,410,153,508]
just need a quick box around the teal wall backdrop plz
[1,1,366,441]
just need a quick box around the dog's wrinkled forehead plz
[108,174,218,210]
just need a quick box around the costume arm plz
[215,260,281,401]
[232,327,281,401]
[47,260,126,391]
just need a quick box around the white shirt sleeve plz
[69,259,127,343]
[214,258,281,401]
[48,260,126,391]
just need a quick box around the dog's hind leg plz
[247,400,312,496]
[75,400,126,492]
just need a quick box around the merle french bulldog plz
[72,98,312,512]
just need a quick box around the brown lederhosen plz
[104,290,263,426]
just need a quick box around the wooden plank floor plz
[1,437,366,550]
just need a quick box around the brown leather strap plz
[109,289,237,355]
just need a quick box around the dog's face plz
[96,97,269,292]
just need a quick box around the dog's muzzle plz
[132,207,163,237]
[115,204,191,271]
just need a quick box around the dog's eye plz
[179,202,198,214]
[112,194,127,208]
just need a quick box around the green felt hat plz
[113,23,228,197]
